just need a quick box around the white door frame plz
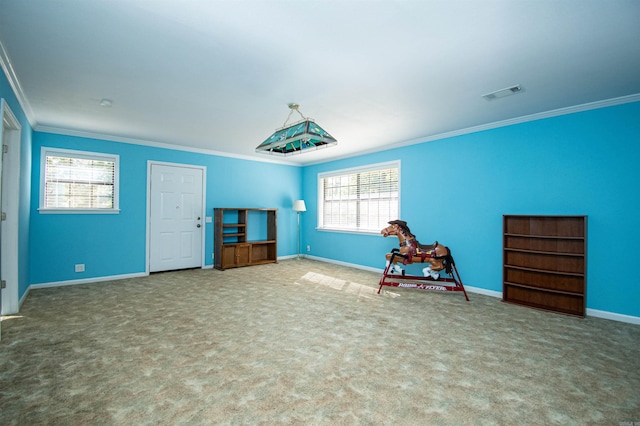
[1,98,22,315]
[146,160,207,273]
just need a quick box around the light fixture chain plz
[283,108,295,127]
[294,107,306,120]
[283,103,308,127]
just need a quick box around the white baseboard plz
[18,286,30,310]
[586,308,640,325]
[305,255,640,325]
[462,285,503,299]
[29,272,149,291]
[303,254,381,273]
[278,254,300,261]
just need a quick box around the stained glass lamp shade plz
[255,104,337,156]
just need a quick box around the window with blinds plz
[40,148,119,213]
[318,161,400,233]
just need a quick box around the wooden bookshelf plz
[503,215,587,317]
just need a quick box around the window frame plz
[39,147,120,214]
[317,160,400,234]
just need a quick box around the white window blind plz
[318,161,400,233]
[40,148,119,212]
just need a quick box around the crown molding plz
[306,93,640,166]
[0,39,36,126]
[33,124,302,167]
[393,93,640,150]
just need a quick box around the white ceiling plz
[1,0,639,166]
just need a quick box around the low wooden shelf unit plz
[214,208,277,270]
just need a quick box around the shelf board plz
[504,247,584,257]
[502,299,584,317]
[250,259,278,265]
[504,233,584,240]
[503,281,584,298]
[504,264,584,277]
[221,240,275,245]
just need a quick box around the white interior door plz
[149,163,204,272]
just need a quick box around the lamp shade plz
[256,104,337,156]
[256,119,337,156]
[292,200,307,212]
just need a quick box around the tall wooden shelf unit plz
[214,208,277,270]
[503,215,587,317]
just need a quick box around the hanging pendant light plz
[255,103,337,156]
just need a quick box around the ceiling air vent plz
[482,84,522,101]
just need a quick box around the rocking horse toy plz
[378,220,469,300]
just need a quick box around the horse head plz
[381,224,397,237]
[381,220,414,239]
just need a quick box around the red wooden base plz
[378,261,469,301]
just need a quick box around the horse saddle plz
[417,240,438,252]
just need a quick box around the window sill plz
[316,227,382,236]
[38,208,121,214]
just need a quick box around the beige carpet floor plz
[1,259,639,425]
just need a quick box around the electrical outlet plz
[307,245,311,252]
[75,264,85,272]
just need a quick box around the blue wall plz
[302,101,640,318]
[29,132,302,284]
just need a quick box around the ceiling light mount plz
[255,103,337,156]
[482,85,523,101]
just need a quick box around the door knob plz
[197,224,201,228]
